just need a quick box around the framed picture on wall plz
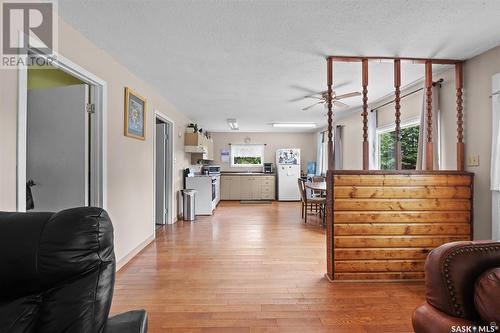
[124,87,147,140]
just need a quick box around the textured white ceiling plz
[59,0,500,132]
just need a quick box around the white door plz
[155,123,167,224]
[26,84,89,212]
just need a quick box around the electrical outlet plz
[467,154,480,167]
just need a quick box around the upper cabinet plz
[185,132,214,161]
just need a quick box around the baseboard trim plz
[116,234,155,271]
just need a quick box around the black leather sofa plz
[0,207,147,333]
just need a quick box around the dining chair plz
[297,178,326,224]
[311,176,326,198]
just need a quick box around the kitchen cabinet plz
[221,176,242,200]
[251,177,262,200]
[184,132,214,161]
[220,175,275,200]
[221,176,231,200]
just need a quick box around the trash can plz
[182,189,197,221]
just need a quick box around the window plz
[230,144,264,167]
[377,120,420,170]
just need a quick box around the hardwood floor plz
[111,201,424,333]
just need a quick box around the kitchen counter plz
[220,173,276,200]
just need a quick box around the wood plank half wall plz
[330,171,473,281]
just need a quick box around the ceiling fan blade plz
[303,91,326,99]
[290,85,321,95]
[301,101,324,111]
[335,92,361,100]
[305,96,324,100]
[333,101,349,109]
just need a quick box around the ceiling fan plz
[301,91,361,111]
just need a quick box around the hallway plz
[110,201,424,333]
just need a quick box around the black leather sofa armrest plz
[105,310,148,333]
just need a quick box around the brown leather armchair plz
[412,241,500,333]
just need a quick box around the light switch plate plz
[467,154,480,167]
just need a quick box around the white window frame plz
[230,144,265,168]
[375,117,420,170]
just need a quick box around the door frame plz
[17,46,108,211]
[153,110,175,226]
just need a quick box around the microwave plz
[202,165,221,175]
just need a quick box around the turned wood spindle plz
[327,58,334,171]
[362,59,369,170]
[325,57,334,281]
[425,61,434,170]
[456,63,465,171]
[394,59,402,170]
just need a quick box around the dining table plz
[305,181,327,192]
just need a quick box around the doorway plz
[17,50,107,212]
[154,111,174,226]
[27,82,89,211]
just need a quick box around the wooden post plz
[362,59,369,170]
[456,62,465,171]
[327,59,334,171]
[425,61,434,170]
[394,59,402,170]
[325,58,334,281]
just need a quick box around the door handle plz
[27,179,36,187]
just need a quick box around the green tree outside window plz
[379,125,420,170]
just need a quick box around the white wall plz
[210,132,316,174]
[0,17,192,264]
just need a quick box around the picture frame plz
[124,87,147,140]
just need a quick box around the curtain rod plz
[371,78,443,112]
[321,125,343,134]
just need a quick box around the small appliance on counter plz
[263,163,273,173]
[202,165,221,175]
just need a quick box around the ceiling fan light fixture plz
[227,118,239,130]
[272,123,316,128]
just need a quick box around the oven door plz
[211,178,216,201]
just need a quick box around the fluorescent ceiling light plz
[227,118,239,130]
[272,123,316,128]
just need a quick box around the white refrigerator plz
[276,148,301,201]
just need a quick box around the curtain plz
[491,74,500,191]
[316,127,341,174]
[368,110,377,169]
[316,131,324,176]
[322,139,328,174]
[334,126,343,169]
[491,73,500,241]
[316,131,329,175]
[416,86,440,170]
